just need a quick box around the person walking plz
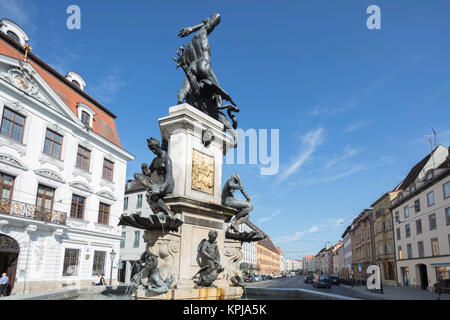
[0,273,9,296]
[433,282,442,300]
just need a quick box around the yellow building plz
[256,237,281,275]
[372,191,399,286]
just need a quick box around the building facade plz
[342,226,352,279]
[0,19,134,295]
[256,236,280,275]
[351,209,375,279]
[372,191,399,286]
[391,147,450,290]
[303,255,315,273]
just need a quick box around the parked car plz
[304,275,313,283]
[266,275,273,280]
[313,274,332,288]
[253,275,263,282]
[261,275,267,281]
[330,276,340,285]
[245,276,255,283]
[281,274,287,278]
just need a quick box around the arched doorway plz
[0,234,20,295]
[416,264,428,290]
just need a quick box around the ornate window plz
[102,158,114,181]
[70,194,86,219]
[0,107,25,143]
[62,248,80,276]
[76,145,91,171]
[35,184,55,211]
[0,173,14,201]
[92,251,106,276]
[43,129,63,159]
[98,202,110,225]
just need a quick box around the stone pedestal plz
[133,104,244,300]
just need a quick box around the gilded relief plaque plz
[191,149,214,194]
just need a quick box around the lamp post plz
[109,249,116,285]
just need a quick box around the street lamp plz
[109,249,116,285]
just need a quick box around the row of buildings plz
[305,145,450,290]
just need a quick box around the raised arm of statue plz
[204,13,221,35]
[228,180,243,191]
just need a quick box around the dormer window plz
[0,19,29,47]
[398,192,403,200]
[72,80,81,88]
[76,103,95,128]
[426,170,433,181]
[65,71,86,91]
[81,111,90,127]
[409,185,415,193]
[6,31,20,43]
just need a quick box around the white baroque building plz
[0,19,134,295]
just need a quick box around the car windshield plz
[319,275,329,280]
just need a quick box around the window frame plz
[102,158,114,181]
[62,248,80,276]
[133,230,140,248]
[446,207,450,226]
[404,205,409,218]
[405,224,411,238]
[0,107,26,143]
[81,111,91,127]
[92,251,106,276]
[427,191,435,207]
[431,238,439,256]
[0,173,15,202]
[43,128,63,159]
[76,145,91,171]
[416,219,422,235]
[35,184,55,211]
[98,202,110,225]
[70,194,86,220]
[444,181,450,200]
[429,213,437,231]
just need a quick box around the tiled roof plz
[394,146,439,191]
[0,33,123,148]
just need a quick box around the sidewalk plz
[340,284,450,300]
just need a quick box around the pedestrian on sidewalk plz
[0,273,8,296]
[433,282,442,300]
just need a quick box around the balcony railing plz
[0,198,67,225]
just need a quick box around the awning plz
[431,263,450,267]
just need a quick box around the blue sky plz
[2,0,450,259]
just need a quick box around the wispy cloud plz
[322,164,365,183]
[344,120,370,133]
[310,75,392,117]
[258,210,282,224]
[277,127,325,183]
[0,0,37,35]
[89,65,126,103]
[274,217,346,243]
[325,146,363,168]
